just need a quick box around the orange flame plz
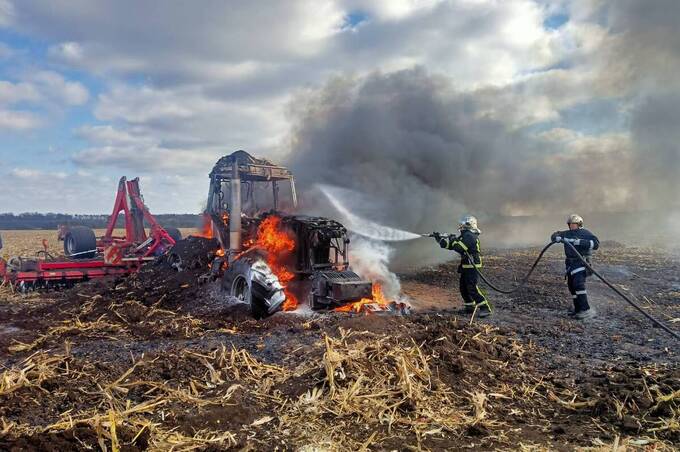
[255,216,298,310]
[334,283,390,313]
[196,213,214,239]
[196,212,230,240]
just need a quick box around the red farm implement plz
[0,177,181,291]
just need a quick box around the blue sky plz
[0,0,677,214]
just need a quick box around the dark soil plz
[0,240,678,450]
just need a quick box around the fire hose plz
[425,234,680,340]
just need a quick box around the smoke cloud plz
[285,68,631,265]
[606,0,680,210]
[283,1,680,262]
[290,68,635,220]
[348,235,402,301]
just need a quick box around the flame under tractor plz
[202,150,374,318]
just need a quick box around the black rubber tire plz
[63,226,97,259]
[164,227,182,243]
[222,258,272,320]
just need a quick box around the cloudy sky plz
[0,0,677,215]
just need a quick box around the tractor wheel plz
[164,227,182,243]
[222,258,283,319]
[64,226,97,259]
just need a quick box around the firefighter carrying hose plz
[433,216,492,317]
[551,214,600,320]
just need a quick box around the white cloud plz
[350,0,441,21]
[85,84,290,165]
[10,168,43,178]
[28,71,89,106]
[0,73,88,107]
[94,85,194,124]
[77,125,153,146]
[0,0,14,27]
[16,0,559,91]
[71,145,216,174]
[0,80,40,104]
[47,41,83,63]
[33,0,348,78]
[0,109,41,130]
[469,69,602,128]
[0,71,88,131]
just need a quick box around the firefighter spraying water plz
[321,186,679,340]
[431,216,492,318]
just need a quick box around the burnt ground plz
[0,239,679,451]
[404,244,680,369]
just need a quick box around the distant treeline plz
[0,213,202,230]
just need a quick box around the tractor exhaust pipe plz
[229,160,242,252]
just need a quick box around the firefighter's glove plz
[552,235,562,243]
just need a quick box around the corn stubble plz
[0,318,678,451]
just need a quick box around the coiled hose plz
[463,241,680,340]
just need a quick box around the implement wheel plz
[64,226,97,259]
[164,227,182,243]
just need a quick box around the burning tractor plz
[201,150,393,318]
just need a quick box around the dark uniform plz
[438,229,491,316]
[550,228,600,315]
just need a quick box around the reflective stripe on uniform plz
[575,290,587,295]
[570,267,586,275]
[572,295,578,299]
[589,240,594,250]
[475,300,492,311]
[462,264,483,268]
[457,240,468,251]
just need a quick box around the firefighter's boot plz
[459,302,475,314]
[474,301,492,318]
[574,308,596,320]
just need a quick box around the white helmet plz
[459,215,480,233]
[566,214,584,227]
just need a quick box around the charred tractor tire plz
[63,226,97,259]
[222,258,285,319]
[164,227,182,243]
